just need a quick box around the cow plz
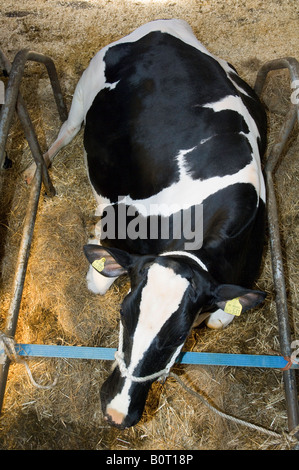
[27,19,267,429]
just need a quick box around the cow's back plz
[84,27,266,205]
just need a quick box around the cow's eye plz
[139,262,152,275]
[173,334,185,347]
[158,332,186,350]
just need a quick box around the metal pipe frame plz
[0,48,68,195]
[0,49,67,413]
[254,58,299,441]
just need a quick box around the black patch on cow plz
[84,32,260,202]
[185,131,253,180]
[198,185,266,287]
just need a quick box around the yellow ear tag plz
[224,297,242,316]
[92,257,106,273]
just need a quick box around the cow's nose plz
[105,407,126,427]
[101,368,151,428]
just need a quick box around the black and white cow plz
[30,19,267,428]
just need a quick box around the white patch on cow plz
[106,80,120,90]
[199,135,216,145]
[161,250,208,272]
[105,263,189,421]
[124,159,263,218]
[133,264,189,358]
[105,379,132,423]
[176,147,197,179]
[202,95,243,114]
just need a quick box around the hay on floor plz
[0,0,298,450]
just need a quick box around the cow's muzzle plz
[100,322,184,428]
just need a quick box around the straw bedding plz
[0,0,298,450]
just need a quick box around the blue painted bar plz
[15,344,117,361]
[5,343,297,369]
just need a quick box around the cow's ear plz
[84,245,134,278]
[214,284,266,315]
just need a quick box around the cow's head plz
[84,245,266,428]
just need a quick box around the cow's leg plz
[24,77,85,184]
[23,121,81,184]
[205,308,235,329]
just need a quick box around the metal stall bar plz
[0,49,67,413]
[254,58,299,439]
[0,49,68,194]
